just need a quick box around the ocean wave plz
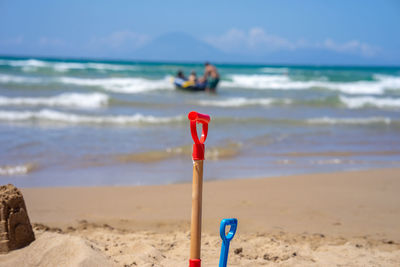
[307,116,392,125]
[0,58,137,72]
[52,62,137,72]
[57,76,173,93]
[0,73,174,93]
[196,97,291,107]
[0,59,47,68]
[0,93,109,109]
[0,109,184,125]
[221,74,291,89]
[310,158,347,165]
[221,74,400,94]
[0,163,36,176]
[340,95,400,109]
[199,115,393,126]
[0,73,43,84]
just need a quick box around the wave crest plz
[307,116,392,125]
[0,58,137,72]
[0,93,109,109]
[197,97,291,107]
[0,73,174,93]
[57,76,173,93]
[340,95,400,109]
[0,163,36,176]
[0,109,184,125]
[221,74,400,94]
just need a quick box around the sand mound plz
[0,231,115,267]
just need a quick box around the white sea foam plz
[52,62,137,72]
[0,74,43,84]
[311,158,344,165]
[197,97,291,107]
[0,73,173,93]
[0,59,47,68]
[221,75,293,89]
[0,93,109,109]
[0,163,35,176]
[0,109,184,125]
[58,76,173,93]
[221,74,400,95]
[307,117,392,125]
[340,95,400,109]
[0,59,137,72]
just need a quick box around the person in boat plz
[174,69,207,91]
[176,70,186,80]
[202,62,219,93]
[188,70,197,83]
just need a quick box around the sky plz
[0,0,399,65]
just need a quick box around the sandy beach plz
[0,168,399,266]
[1,1,400,266]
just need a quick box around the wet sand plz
[1,168,400,266]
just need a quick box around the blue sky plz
[1,0,399,64]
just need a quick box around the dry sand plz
[1,168,400,266]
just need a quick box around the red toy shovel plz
[188,111,210,267]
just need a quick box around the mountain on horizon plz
[129,32,385,65]
[132,32,231,62]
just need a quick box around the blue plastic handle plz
[219,218,238,267]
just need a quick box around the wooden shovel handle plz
[190,160,203,259]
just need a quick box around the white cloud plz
[204,27,294,52]
[320,38,379,57]
[247,27,295,50]
[204,28,379,57]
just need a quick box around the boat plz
[172,77,207,92]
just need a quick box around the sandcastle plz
[0,184,35,253]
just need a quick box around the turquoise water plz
[0,56,399,187]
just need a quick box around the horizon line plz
[1,54,399,68]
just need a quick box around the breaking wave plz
[221,74,400,94]
[307,117,392,125]
[196,97,291,107]
[0,93,109,109]
[0,109,184,125]
[340,95,400,109]
[0,58,137,72]
[197,95,400,109]
[57,76,173,93]
[0,163,36,176]
[0,73,43,84]
[0,73,174,93]
[3,71,400,96]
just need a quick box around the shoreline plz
[15,164,400,188]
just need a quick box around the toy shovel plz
[219,218,238,267]
[188,111,210,267]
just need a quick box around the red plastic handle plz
[188,111,211,124]
[188,111,210,160]
[189,259,201,267]
[188,111,210,144]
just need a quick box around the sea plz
[0,56,399,187]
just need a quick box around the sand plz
[1,168,400,266]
